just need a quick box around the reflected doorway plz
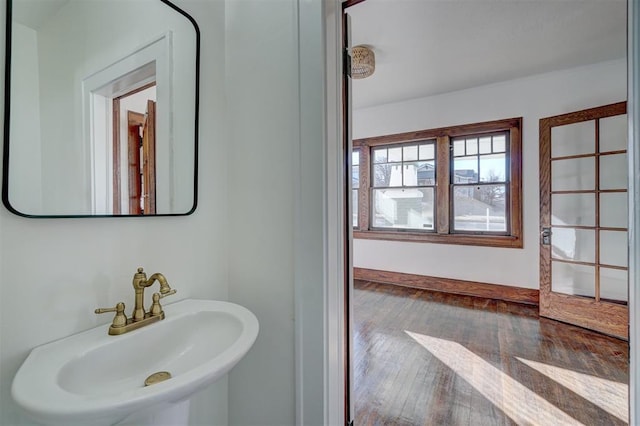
[112,84,157,215]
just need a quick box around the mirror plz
[3,0,199,217]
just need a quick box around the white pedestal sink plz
[12,299,259,426]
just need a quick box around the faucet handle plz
[149,289,175,317]
[95,302,127,328]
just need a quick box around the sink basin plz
[12,299,259,426]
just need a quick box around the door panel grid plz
[540,101,628,339]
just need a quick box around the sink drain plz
[144,371,172,387]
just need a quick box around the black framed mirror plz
[3,0,199,217]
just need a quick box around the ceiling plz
[348,0,627,109]
[13,0,69,30]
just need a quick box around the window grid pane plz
[371,141,436,189]
[370,140,436,232]
[451,131,510,234]
[352,189,358,228]
[372,188,435,231]
[453,184,508,233]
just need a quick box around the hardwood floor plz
[353,280,629,426]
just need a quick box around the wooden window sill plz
[353,230,523,249]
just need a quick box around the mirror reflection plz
[4,0,199,216]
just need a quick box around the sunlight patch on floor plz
[516,357,628,423]
[405,331,584,425]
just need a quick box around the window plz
[451,132,508,233]
[352,149,360,228]
[352,117,522,248]
[370,141,436,230]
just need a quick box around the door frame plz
[318,1,640,425]
[627,1,640,422]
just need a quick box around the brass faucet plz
[95,267,177,335]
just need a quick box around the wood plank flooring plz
[353,280,629,426]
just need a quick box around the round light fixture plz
[351,45,375,79]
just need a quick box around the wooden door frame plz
[142,100,157,215]
[327,1,639,425]
[539,101,628,339]
[627,2,640,423]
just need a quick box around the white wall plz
[2,0,328,425]
[0,1,230,425]
[353,59,627,289]
[224,1,297,424]
[8,23,42,213]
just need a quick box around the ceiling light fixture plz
[351,45,375,79]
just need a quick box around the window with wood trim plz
[451,132,509,234]
[370,141,436,231]
[352,117,523,248]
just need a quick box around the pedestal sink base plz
[116,400,190,426]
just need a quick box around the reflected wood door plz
[142,100,156,214]
[128,111,144,214]
[539,101,628,339]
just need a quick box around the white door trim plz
[295,1,346,425]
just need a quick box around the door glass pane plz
[600,114,628,153]
[551,193,595,226]
[552,261,595,298]
[600,192,628,228]
[371,188,434,230]
[551,227,595,263]
[551,157,595,191]
[600,267,628,303]
[600,230,628,268]
[453,185,506,232]
[600,153,628,190]
[551,120,595,158]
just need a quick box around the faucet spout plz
[132,267,176,321]
[148,273,173,295]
